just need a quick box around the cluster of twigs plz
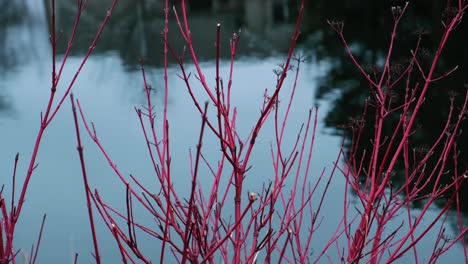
[328,1,468,263]
[70,0,331,262]
[0,0,118,263]
[1,0,468,263]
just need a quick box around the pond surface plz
[0,0,466,263]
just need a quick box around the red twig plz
[70,94,101,263]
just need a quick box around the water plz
[1,1,466,263]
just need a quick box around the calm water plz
[0,1,466,263]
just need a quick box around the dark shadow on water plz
[301,0,468,228]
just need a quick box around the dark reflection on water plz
[0,1,24,68]
[303,0,468,226]
[0,1,26,114]
[40,0,301,69]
